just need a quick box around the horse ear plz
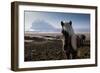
[61,21,64,26]
[69,21,72,26]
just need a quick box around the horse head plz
[61,21,74,38]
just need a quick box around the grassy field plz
[77,40,90,59]
[24,32,90,61]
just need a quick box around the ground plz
[24,33,90,61]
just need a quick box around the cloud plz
[30,19,61,32]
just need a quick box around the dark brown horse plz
[61,21,85,59]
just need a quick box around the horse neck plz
[64,33,76,45]
[64,35,71,44]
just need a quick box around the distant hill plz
[25,32,62,37]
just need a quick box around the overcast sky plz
[24,11,90,33]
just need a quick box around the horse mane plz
[71,34,77,50]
